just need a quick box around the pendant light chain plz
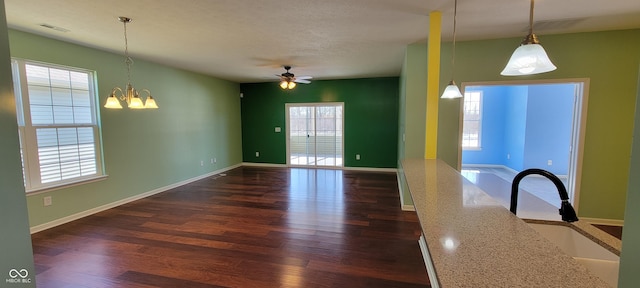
[122,18,132,84]
[450,0,458,81]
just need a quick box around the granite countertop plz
[402,158,611,288]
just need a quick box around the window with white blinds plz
[462,91,482,150]
[12,59,104,192]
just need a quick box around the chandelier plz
[104,17,158,109]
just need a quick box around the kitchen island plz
[402,158,610,287]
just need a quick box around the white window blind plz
[12,59,104,192]
[462,91,482,149]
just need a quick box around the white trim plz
[30,164,241,234]
[397,171,416,211]
[580,217,624,227]
[418,234,440,288]
[26,175,108,196]
[397,172,405,205]
[402,205,416,211]
[341,166,397,173]
[285,102,345,168]
[242,162,288,168]
[242,162,397,173]
[461,163,505,168]
[461,164,567,179]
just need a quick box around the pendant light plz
[441,0,463,99]
[501,0,557,76]
[104,17,158,109]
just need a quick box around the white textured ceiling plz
[5,0,640,83]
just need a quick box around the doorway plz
[459,79,588,216]
[286,103,344,167]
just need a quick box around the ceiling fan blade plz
[296,76,312,80]
[294,79,311,84]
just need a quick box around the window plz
[12,59,104,192]
[462,91,482,149]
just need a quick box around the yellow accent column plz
[425,11,441,159]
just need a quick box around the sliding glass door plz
[286,103,343,167]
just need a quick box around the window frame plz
[12,58,106,193]
[462,90,483,150]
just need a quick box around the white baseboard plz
[241,162,288,168]
[418,234,440,288]
[579,217,624,226]
[402,205,416,211]
[30,164,241,234]
[461,164,567,179]
[342,166,397,173]
[242,162,397,173]
[461,163,505,168]
[397,172,405,206]
[396,171,416,211]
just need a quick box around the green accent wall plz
[401,29,640,220]
[8,29,243,228]
[240,78,399,168]
[0,1,36,285]
[618,65,640,287]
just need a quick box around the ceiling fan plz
[276,66,312,89]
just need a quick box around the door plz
[286,103,343,167]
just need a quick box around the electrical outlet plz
[43,196,52,206]
[507,153,511,160]
[200,160,204,166]
[547,160,553,166]
[256,151,260,157]
[211,158,216,164]
[356,154,361,160]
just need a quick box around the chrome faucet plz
[510,168,579,222]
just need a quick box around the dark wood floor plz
[593,224,623,240]
[31,167,429,288]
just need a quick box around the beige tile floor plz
[461,166,569,221]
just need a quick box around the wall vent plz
[39,23,70,33]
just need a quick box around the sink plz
[528,223,619,287]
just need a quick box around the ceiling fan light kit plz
[276,66,312,90]
[501,0,557,76]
